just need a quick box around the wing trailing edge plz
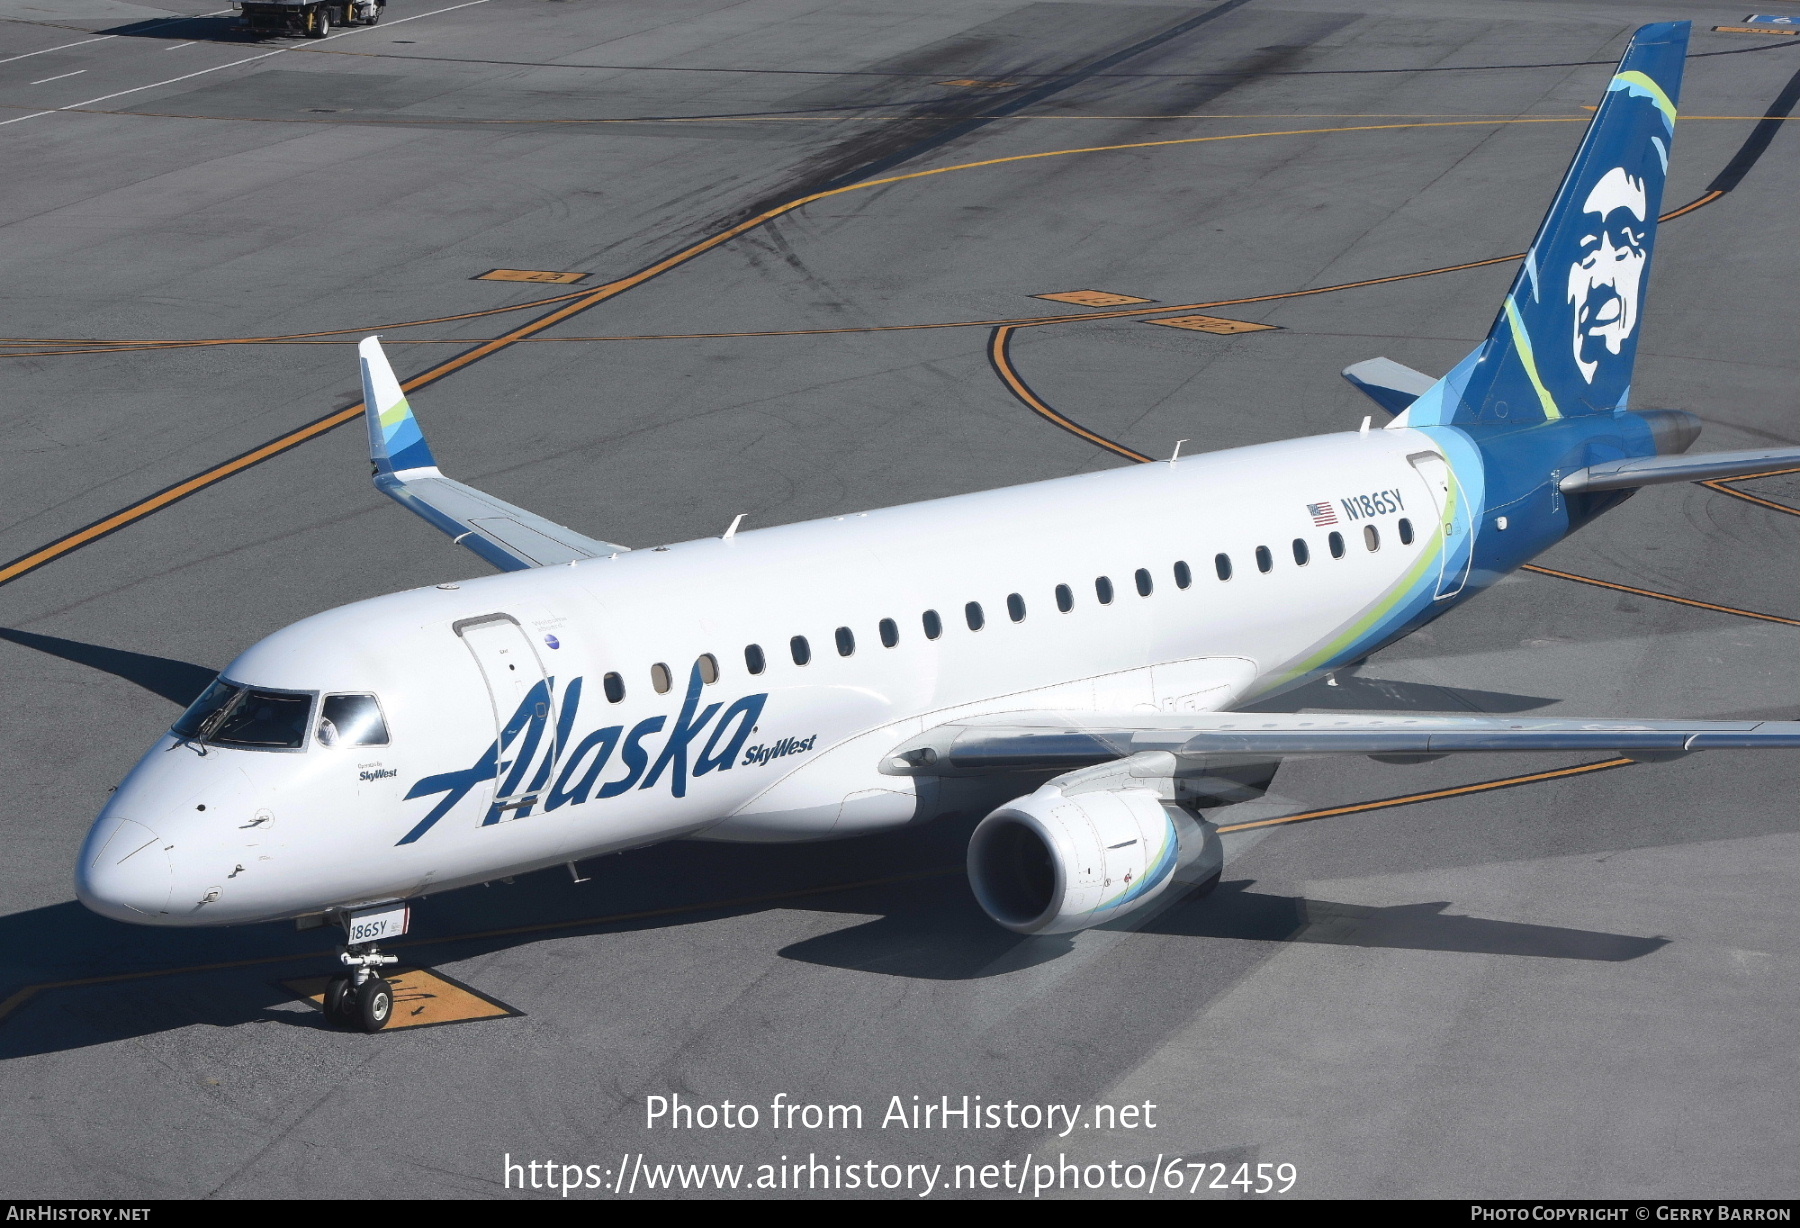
[880,711,1800,775]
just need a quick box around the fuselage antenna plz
[723,513,746,540]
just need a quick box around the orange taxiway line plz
[1215,758,1636,833]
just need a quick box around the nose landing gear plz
[323,945,398,1031]
[321,902,407,1032]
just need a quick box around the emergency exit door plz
[454,614,555,810]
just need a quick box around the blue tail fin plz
[1406,22,1688,427]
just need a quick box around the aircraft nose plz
[76,817,175,922]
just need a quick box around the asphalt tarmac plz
[0,0,1793,1201]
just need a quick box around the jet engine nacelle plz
[967,784,1187,935]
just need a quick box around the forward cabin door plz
[454,614,556,812]
[1408,451,1475,599]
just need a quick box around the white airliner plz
[75,21,1799,1030]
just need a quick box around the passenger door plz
[454,614,556,812]
[1407,450,1475,599]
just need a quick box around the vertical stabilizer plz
[1407,22,1688,427]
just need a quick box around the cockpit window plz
[209,689,313,749]
[318,694,389,748]
[172,679,242,740]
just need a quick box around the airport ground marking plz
[0,184,1734,358]
[0,117,1654,587]
[7,94,1794,128]
[282,39,1800,78]
[1700,466,1800,517]
[281,965,522,1030]
[1212,758,1637,833]
[988,325,1154,463]
[0,8,231,69]
[1516,565,1800,625]
[0,115,1763,596]
[1702,482,1800,517]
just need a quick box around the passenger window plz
[1007,593,1026,622]
[744,645,765,676]
[1364,524,1381,552]
[1135,568,1153,597]
[922,610,942,640]
[1095,576,1114,604]
[879,618,899,648]
[603,671,626,703]
[318,694,389,748]
[835,626,855,657]
[791,635,812,665]
[1055,583,1074,612]
[1255,546,1273,573]
[1173,560,1191,589]
[1292,538,1310,566]
[650,663,673,694]
[1398,518,1415,545]
[1328,531,1345,559]
[965,601,985,631]
[697,653,719,684]
[1214,553,1232,581]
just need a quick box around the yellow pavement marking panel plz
[283,967,521,1030]
[476,268,589,284]
[1713,25,1800,34]
[1034,289,1155,307]
[1146,313,1278,334]
[936,79,1017,89]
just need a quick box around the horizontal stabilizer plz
[880,711,1800,775]
[1560,446,1800,493]
[1341,357,1436,417]
[358,336,629,572]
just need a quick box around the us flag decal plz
[1306,501,1339,526]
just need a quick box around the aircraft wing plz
[358,336,629,572]
[878,711,1800,775]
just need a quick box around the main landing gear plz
[321,902,407,1032]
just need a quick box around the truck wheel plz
[364,5,380,24]
[307,8,329,36]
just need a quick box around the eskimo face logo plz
[1566,166,1649,383]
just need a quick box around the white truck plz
[235,0,384,38]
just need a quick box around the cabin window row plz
[597,519,1416,697]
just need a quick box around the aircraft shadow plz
[91,15,254,43]
[0,628,216,706]
[0,817,972,1060]
[0,827,1667,1057]
[776,878,1668,980]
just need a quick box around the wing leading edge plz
[879,711,1800,775]
[358,336,628,571]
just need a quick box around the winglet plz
[360,336,437,476]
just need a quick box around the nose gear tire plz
[356,977,393,1032]
[323,974,356,1027]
